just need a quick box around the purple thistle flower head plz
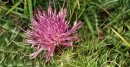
[25,5,82,63]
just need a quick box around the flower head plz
[25,6,82,63]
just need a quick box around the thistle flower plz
[25,6,82,63]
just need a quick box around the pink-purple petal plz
[25,6,82,63]
[44,45,56,63]
[25,40,38,44]
[29,48,44,59]
[60,42,72,46]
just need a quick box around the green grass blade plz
[110,27,130,47]
[24,0,28,15]
[27,0,33,19]
[11,0,15,5]
[84,14,94,34]
[33,0,37,8]
[77,0,90,19]
[5,0,23,15]
[90,2,114,19]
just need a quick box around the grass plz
[0,0,130,67]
